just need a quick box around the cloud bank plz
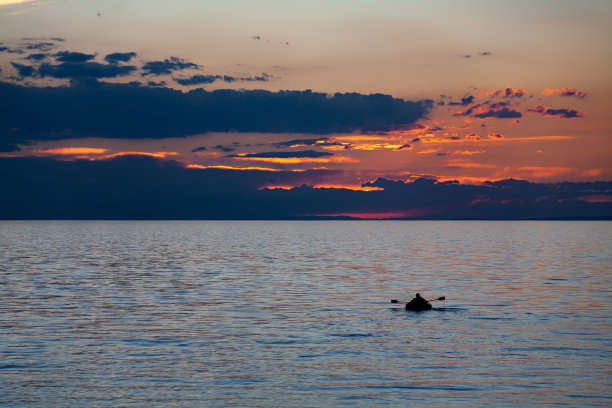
[0,81,433,149]
[1,156,609,219]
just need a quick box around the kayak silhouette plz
[391,294,446,311]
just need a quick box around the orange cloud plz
[33,147,108,155]
[445,160,495,169]
[511,166,574,179]
[99,151,179,160]
[231,155,359,164]
[333,135,391,142]
[351,143,405,151]
[186,164,281,172]
[418,148,441,154]
[580,168,610,178]
[542,88,588,99]
[486,87,527,98]
[527,105,583,119]
[263,184,381,191]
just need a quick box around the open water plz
[1,221,611,407]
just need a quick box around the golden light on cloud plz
[99,151,179,160]
[34,147,108,155]
[262,184,381,191]
[231,155,359,164]
[333,135,391,142]
[186,164,281,172]
[351,143,405,151]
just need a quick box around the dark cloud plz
[527,105,583,119]
[237,73,272,82]
[141,57,199,76]
[11,62,36,77]
[452,103,481,117]
[448,95,474,106]
[0,46,25,54]
[488,101,509,109]
[0,81,433,142]
[175,74,221,86]
[55,51,96,62]
[22,37,65,42]
[474,107,522,119]
[36,61,137,79]
[25,42,57,51]
[480,51,492,56]
[104,52,137,64]
[147,80,167,87]
[225,150,333,159]
[396,144,411,151]
[271,138,327,148]
[488,87,525,98]
[1,156,609,220]
[214,145,236,152]
[191,146,207,152]
[175,73,272,86]
[25,53,48,61]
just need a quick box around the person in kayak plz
[405,293,432,311]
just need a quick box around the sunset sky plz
[1,0,611,218]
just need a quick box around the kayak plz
[405,301,432,311]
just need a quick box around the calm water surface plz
[1,221,611,407]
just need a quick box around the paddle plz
[391,296,445,303]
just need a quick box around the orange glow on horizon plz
[309,210,427,219]
[262,183,381,191]
[186,164,282,172]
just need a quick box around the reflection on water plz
[1,221,611,407]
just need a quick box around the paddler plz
[405,293,432,311]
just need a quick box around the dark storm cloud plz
[191,146,207,152]
[55,51,96,62]
[474,107,522,119]
[25,53,48,61]
[527,105,583,119]
[0,81,433,142]
[1,156,609,220]
[11,62,36,77]
[37,61,137,79]
[104,52,137,64]
[225,150,333,159]
[141,57,199,76]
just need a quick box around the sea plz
[1,221,611,407]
